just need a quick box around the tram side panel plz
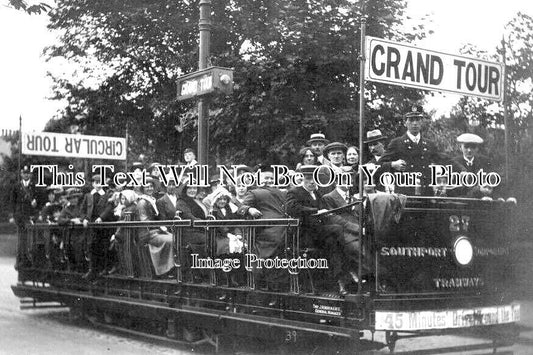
[372,196,515,301]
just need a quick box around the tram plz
[11,193,520,353]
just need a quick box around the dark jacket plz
[237,187,287,258]
[80,190,114,222]
[380,133,447,195]
[156,194,178,220]
[286,186,322,231]
[11,180,37,223]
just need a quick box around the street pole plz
[357,1,367,294]
[18,115,22,184]
[501,36,510,183]
[198,0,211,166]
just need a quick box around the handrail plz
[193,218,299,228]
[27,220,192,229]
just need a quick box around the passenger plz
[306,133,330,165]
[319,142,348,195]
[202,173,233,212]
[148,162,165,199]
[137,178,175,278]
[346,146,359,167]
[57,188,85,272]
[364,129,390,192]
[40,186,63,223]
[295,146,318,170]
[237,166,287,289]
[321,177,362,293]
[183,148,198,167]
[79,174,115,280]
[156,180,179,220]
[41,186,64,268]
[211,193,244,286]
[449,133,494,198]
[10,166,38,269]
[286,165,347,295]
[324,142,347,171]
[232,181,248,207]
[237,167,287,258]
[176,179,208,282]
[365,129,387,164]
[110,189,139,276]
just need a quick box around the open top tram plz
[11,193,520,353]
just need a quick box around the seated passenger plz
[285,165,348,295]
[156,180,179,220]
[321,181,362,291]
[175,179,208,281]
[211,193,244,286]
[137,178,175,278]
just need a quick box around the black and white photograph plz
[1,0,533,353]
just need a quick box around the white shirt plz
[168,194,177,207]
[336,187,350,203]
[464,156,475,166]
[407,131,421,144]
[303,187,317,200]
[91,189,105,196]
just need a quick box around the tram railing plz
[194,218,300,292]
[22,218,302,292]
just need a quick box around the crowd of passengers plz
[12,108,517,294]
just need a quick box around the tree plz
[7,0,51,14]
[450,12,533,181]
[45,0,429,166]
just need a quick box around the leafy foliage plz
[450,12,533,180]
[7,0,51,14]
[45,0,428,167]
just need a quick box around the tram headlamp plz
[453,236,473,266]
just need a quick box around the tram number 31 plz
[449,215,470,232]
[285,330,298,343]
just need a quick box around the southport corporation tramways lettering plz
[380,246,510,258]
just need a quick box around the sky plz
[0,0,532,132]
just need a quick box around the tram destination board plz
[364,36,504,101]
[176,66,234,101]
[375,303,520,331]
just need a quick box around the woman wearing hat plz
[109,189,139,276]
[137,178,175,277]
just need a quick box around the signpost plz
[177,66,233,102]
[21,132,126,160]
[175,0,234,166]
[365,36,504,101]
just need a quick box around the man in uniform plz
[380,105,445,196]
[11,166,38,269]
